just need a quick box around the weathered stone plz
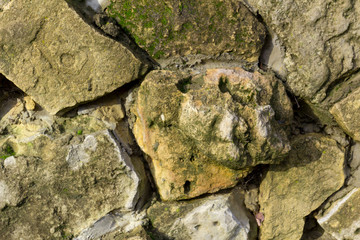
[100,225,151,240]
[324,126,349,148]
[330,87,360,141]
[348,142,360,188]
[75,211,148,240]
[147,189,257,240]
[130,68,292,200]
[106,0,266,66]
[0,0,151,115]
[316,186,360,240]
[77,91,139,155]
[259,134,345,240]
[259,32,287,79]
[245,0,360,104]
[0,115,149,239]
[23,96,36,111]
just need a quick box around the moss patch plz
[106,0,266,62]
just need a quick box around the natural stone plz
[330,87,360,141]
[259,32,287,79]
[259,133,345,240]
[0,115,149,239]
[100,225,151,240]
[348,142,360,188]
[0,0,151,115]
[324,126,349,148]
[316,186,360,240]
[130,68,292,200]
[147,188,257,240]
[75,211,148,240]
[106,0,266,66]
[245,0,360,104]
[23,96,36,111]
[77,91,139,155]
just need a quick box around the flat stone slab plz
[330,87,360,141]
[106,0,266,65]
[316,187,360,240]
[259,134,345,240]
[147,189,256,240]
[0,0,150,115]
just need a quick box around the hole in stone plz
[355,228,360,234]
[213,221,219,226]
[194,224,200,230]
[218,76,229,93]
[176,77,192,93]
[183,180,191,194]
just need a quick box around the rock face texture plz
[245,0,360,103]
[314,142,360,240]
[147,188,257,240]
[330,87,360,141]
[259,134,345,240]
[2,0,360,239]
[106,0,266,65]
[130,68,292,200]
[316,187,360,240]
[0,0,151,115]
[0,115,149,239]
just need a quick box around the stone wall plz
[0,0,359,239]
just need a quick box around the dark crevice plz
[324,67,360,100]
[64,0,158,72]
[60,71,146,116]
[144,221,174,240]
[183,181,191,194]
[218,76,230,93]
[176,77,192,93]
[301,213,326,240]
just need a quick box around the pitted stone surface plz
[130,68,292,200]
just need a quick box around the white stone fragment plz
[4,156,16,168]
[66,134,98,170]
[170,191,251,240]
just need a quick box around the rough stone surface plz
[348,142,360,188]
[147,189,257,240]
[106,0,266,66]
[0,0,151,115]
[259,133,345,240]
[130,68,292,200]
[330,87,360,141]
[316,186,360,240]
[100,225,151,240]
[75,211,148,240]
[245,0,360,104]
[259,32,287,79]
[0,115,149,239]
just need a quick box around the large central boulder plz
[0,0,151,115]
[129,68,292,200]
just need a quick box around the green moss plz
[153,50,165,59]
[0,144,15,160]
[105,0,264,60]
